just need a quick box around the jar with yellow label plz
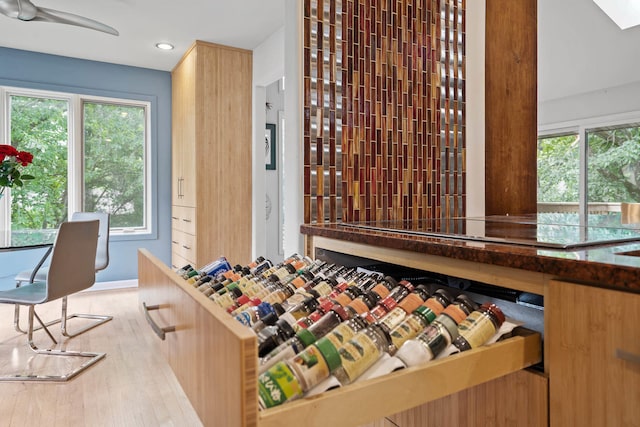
[333,324,392,384]
[453,302,505,351]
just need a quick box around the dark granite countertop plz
[300,216,640,294]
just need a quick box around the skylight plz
[593,0,640,30]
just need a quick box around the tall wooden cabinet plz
[171,41,252,269]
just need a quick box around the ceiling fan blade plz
[0,0,22,19]
[32,6,118,35]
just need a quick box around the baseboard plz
[85,279,138,292]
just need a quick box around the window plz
[1,87,150,237]
[537,133,580,204]
[538,114,640,219]
[587,124,640,205]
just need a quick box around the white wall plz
[265,80,285,263]
[539,80,640,126]
[252,27,285,261]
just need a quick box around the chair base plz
[1,305,106,382]
[0,349,106,382]
[14,296,113,339]
[60,313,113,338]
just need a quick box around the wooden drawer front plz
[172,229,196,265]
[382,369,548,427]
[171,252,191,271]
[549,280,640,427]
[260,329,542,427]
[138,250,257,427]
[172,205,196,234]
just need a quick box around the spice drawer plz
[138,249,542,427]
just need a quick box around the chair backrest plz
[46,220,99,302]
[71,212,110,272]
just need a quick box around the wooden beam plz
[485,0,538,215]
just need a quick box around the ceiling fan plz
[0,0,118,35]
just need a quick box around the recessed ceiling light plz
[155,42,174,50]
[593,0,640,30]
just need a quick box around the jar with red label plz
[377,285,431,331]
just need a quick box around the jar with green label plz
[258,338,341,408]
[259,305,349,373]
[394,294,476,367]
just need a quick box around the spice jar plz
[257,313,298,357]
[377,285,432,331]
[394,294,476,366]
[453,302,505,351]
[259,305,349,373]
[258,338,341,408]
[332,323,392,384]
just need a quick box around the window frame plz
[0,85,152,236]
[539,111,640,218]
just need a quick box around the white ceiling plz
[1,0,638,103]
[0,0,286,71]
[539,0,640,102]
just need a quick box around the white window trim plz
[0,86,152,236]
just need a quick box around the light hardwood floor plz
[0,287,202,427]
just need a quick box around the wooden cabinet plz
[170,40,252,268]
[549,280,640,426]
[139,246,543,427]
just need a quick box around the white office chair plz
[0,220,106,381]
[14,212,113,338]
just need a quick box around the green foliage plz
[537,135,579,202]
[538,126,640,204]
[587,127,640,203]
[83,102,145,228]
[10,96,69,230]
[9,95,146,231]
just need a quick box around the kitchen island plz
[301,214,640,426]
[137,214,640,426]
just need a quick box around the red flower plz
[16,150,33,166]
[0,144,35,194]
[0,144,18,161]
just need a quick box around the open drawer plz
[138,249,542,427]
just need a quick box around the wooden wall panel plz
[485,0,537,215]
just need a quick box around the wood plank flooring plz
[0,288,202,427]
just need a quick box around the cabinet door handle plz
[171,216,179,220]
[182,219,192,223]
[142,302,176,341]
[171,240,179,244]
[182,245,191,250]
[616,349,640,365]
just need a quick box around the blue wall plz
[0,47,172,284]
